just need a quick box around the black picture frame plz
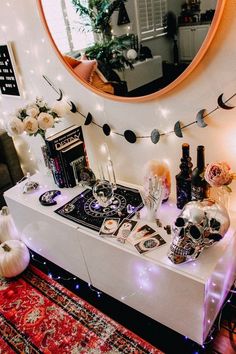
[0,42,21,97]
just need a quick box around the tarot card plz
[134,234,166,254]
[99,218,120,237]
[113,218,138,244]
[127,224,156,245]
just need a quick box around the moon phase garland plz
[42,75,236,144]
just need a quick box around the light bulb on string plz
[56,75,63,82]
[17,21,25,34]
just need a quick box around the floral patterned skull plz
[168,199,230,264]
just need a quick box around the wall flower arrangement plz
[204,161,236,209]
[204,162,235,192]
[6,97,62,140]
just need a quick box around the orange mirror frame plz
[37,0,226,103]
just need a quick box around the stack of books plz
[45,125,88,188]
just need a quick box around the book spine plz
[50,157,65,188]
[58,151,70,188]
[62,156,76,187]
[45,140,57,158]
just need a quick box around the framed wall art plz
[0,42,21,97]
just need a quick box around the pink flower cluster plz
[204,162,233,187]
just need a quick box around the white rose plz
[6,117,24,136]
[26,105,39,118]
[37,112,54,130]
[24,117,39,134]
[36,97,46,108]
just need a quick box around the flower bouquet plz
[6,97,61,141]
[6,97,64,172]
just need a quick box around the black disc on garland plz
[103,124,111,136]
[151,129,160,144]
[56,89,63,101]
[85,112,93,125]
[70,101,77,113]
[196,109,207,128]
[174,121,183,138]
[217,93,235,110]
[124,130,136,143]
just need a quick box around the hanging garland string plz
[43,75,236,144]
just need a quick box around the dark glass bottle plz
[191,145,207,201]
[176,143,193,209]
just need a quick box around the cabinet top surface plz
[178,22,211,28]
[4,172,236,283]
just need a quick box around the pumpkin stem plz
[2,243,11,252]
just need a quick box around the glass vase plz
[37,136,51,176]
[209,186,230,211]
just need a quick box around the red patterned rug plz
[0,265,163,353]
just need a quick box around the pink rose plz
[204,162,233,187]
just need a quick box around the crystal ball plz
[92,180,114,207]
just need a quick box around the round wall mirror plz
[38,0,226,102]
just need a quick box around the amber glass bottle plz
[176,143,193,209]
[191,145,207,201]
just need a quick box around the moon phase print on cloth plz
[55,184,143,231]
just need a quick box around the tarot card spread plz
[55,184,143,232]
[99,218,120,237]
[134,234,166,254]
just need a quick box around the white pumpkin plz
[0,207,20,242]
[0,240,30,278]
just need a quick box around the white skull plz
[168,199,230,264]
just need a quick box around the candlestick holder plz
[93,158,117,208]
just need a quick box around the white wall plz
[201,0,218,12]
[1,0,236,210]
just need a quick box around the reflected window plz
[42,0,95,53]
[136,0,167,41]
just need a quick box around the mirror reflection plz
[41,0,217,98]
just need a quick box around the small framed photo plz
[128,224,156,244]
[134,234,166,254]
[99,218,120,237]
[0,42,22,97]
[113,218,138,244]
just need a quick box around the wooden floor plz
[31,251,236,354]
[127,62,189,97]
[205,306,236,354]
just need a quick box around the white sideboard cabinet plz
[116,55,163,92]
[4,172,236,345]
[178,24,210,61]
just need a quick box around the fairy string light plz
[42,74,236,144]
[30,250,102,297]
